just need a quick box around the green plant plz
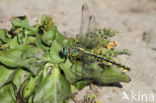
[0,15,131,103]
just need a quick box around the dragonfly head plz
[62,46,68,55]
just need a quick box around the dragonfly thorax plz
[63,46,79,56]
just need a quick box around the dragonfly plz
[62,3,130,71]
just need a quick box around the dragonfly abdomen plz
[91,53,130,71]
[77,48,130,71]
[69,47,130,71]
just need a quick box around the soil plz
[0,0,156,103]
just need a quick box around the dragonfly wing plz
[88,15,96,33]
[78,3,98,49]
[80,3,90,36]
[85,15,99,49]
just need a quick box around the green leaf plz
[72,80,92,90]
[13,16,29,28]
[41,26,56,46]
[9,36,19,48]
[0,45,48,75]
[12,69,31,92]
[0,65,14,88]
[100,66,131,83]
[0,40,2,45]
[0,68,31,100]
[60,59,93,89]
[35,38,49,51]
[82,63,131,83]
[23,36,36,45]
[28,95,33,103]
[0,29,7,42]
[34,64,71,103]
[12,16,37,35]
[66,38,77,47]
[59,59,82,83]
[55,32,66,43]
[0,29,11,43]
[48,40,66,64]
[70,85,77,95]
[0,84,16,103]
[0,69,32,102]
[60,58,130,85]
[22,77,35,98]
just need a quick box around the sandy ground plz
[0,0,156,103]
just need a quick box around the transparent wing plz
[84,15,98,49]
[78,3,98,49]
[88,15,96,33]
[80,3,90,36]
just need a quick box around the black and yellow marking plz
[67,47,130,71]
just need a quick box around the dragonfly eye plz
[63,46,68,55]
